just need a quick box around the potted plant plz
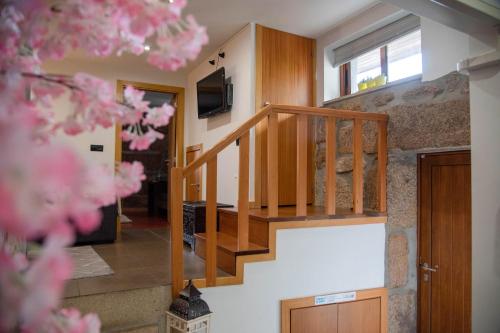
[358,79,368,91]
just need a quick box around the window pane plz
[355,48,381,84]
[387,29,422,82]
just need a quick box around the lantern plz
[166,280,212,333]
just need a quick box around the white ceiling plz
[185,0,378,69]
[65,0,380,76]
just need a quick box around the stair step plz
[194,232,269,276]
[194,232,269,256]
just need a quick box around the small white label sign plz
[314,291,357,305]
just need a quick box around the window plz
[387,30,422,82]
[355,48,381,85]
[338,29,422,96]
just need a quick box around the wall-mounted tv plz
[197,67,230,119]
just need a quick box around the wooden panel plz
[186,144,202,201]
[205,157,218,286]
[267,112,279,216]
[290,304,338,333]
[170,167,184,297]
[281,288,387,333]
[338,298,381,333]
[418,151,471,333]
[352,119,364,214]
[238,132,250,249]
[256,25,315,206]
[296,114,308,216]
[377,121,387,212]
[325,116,336,215]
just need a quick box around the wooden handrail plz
[272,104,389,121]
[170,104,389,294]
[183,105,273,177]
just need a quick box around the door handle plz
[420,262,438,272]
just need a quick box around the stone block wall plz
[315,72,470,333]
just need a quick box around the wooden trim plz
[254,24,264,208]
[238,132,250,250]
[267,112,279,216]
[352,118,364,214]
[380,46,388,79]
[183,105,272,177]
[339,62,352,97]
[377,121,388,212]
[281,287,388,333]
[205,157,218,286]
[296,114,308,216]
[170,167,184,297]
[189,215,386,288]
[325,116,336,215]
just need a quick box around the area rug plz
[67,246,114,279]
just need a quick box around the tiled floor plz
[64,226,223,298]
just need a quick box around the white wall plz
[185,24,255,206]
[43,56,187,168]
[201,223,385,333]
[420,18,496,81]
[469,64,500,333]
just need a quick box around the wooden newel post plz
[171,167,185,297]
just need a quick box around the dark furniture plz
[183,201,233,249]
[148,178,168,217]
[75,203,118,245]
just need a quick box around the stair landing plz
[218,205,385,221]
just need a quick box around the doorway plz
[115,80,185,229]
[417,150,471,333]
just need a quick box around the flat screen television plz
[197,67,227,119]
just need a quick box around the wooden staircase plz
[170,104,388,296]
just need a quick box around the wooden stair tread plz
[195,232,269,256]
[218,205,386,222]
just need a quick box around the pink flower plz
[115,161,146,198]
[144,103,175,127]
[130,129,164,151]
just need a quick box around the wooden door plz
[185,144,203,201]
[255,25,315,206]
[418,151,471,333]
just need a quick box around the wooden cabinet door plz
[338,298,380,333]
[291,304,338,333]
[418,151,471,333]
[255,25,315,206]
[185,144,202,201]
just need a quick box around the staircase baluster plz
[267,112,279,217]
[325,116,337,215]
[296,114,308,216]
[238,132,250,250]
[206,157,218,286]
[353,118,364,214]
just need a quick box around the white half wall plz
[185,24,256,206]
[469,64,500,333]
[43,57,187,168]
[201,223,386,333]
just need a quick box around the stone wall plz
[315,72,470,333]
